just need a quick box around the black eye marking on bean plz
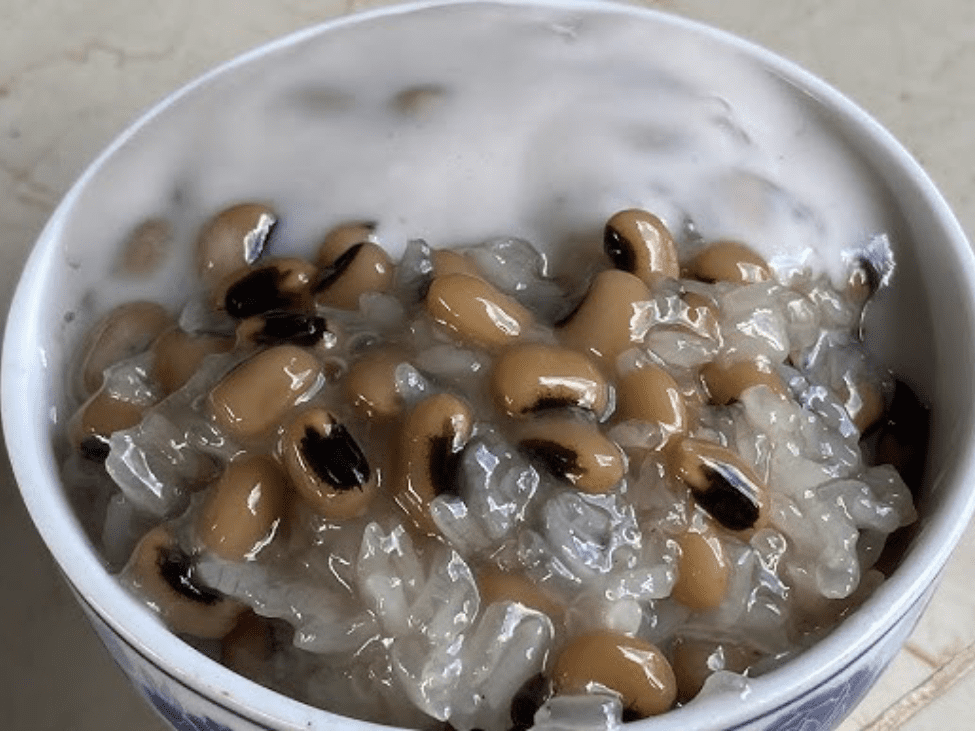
[692,464,761,531]
[80,435,110,463]
[253,312,329,347]
[524,395,581,415]
[314,243,363,294]
[428,430,464,497]
[158,547,224,606]
[519,439,583,483]
[225,267,294,319]
[301,423,370,491]
[509,673,552,731]
[604,225,637,274]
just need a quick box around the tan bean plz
[70,389,147,461]
[682,290,721,339]
[314,242,394,311]
[670,438,768,534]
[344,347,410,420]
[151,328,234,395]
[79,301,174,396]
[123,524,245,639]
[280,408,376,520]
[671,636,759,703]
[393,393,473,533]
[552,630,676,719]
[556,269,651,369]
[208,345,323,441]
[196,203,277,288]
[517,416,625,494]
[615,362,687,441]
[317,220,378,266]
[426,273,533,349]
[220,257,317,319]
[491,343,608,418]
[431,248,481,279]
[688,241,771,284]
[604,209,680,285]
[195,455,288,560]
[477,567,563,620]
[670,523,730,610]
[700,356,787,405]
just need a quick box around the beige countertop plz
[1,1,972,729]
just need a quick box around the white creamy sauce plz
[62,1,903,311]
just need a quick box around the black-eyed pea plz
[670,522,730,610]
[196,203,277,289]
[78,301,174,396]
[615,362,687,443]
[317,220,378,266]
[280,408,376,520]
[430,248,481,279]
[220,258,318,320]
[70,389,148,462]
[699,356,787,405]
[477,567,563,621]
[344,347,410,420]
[552,630,677,719]
[517,417,625,494]
[490,343,608,418]
[670,438,768,534]
[682,290,721,339]
[671,636,760,703]
[151,328,234,395]
[426,273,533,349]
[556,269,651,369]
[313,242,394,311]
[604,209,680,285]
[208,345,323,441]
[122,524,245,639]
[195,455,288,561]
[688,241,771,284]
[394,393,474,533]
[235,311,337,350]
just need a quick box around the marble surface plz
[0,1,972,730]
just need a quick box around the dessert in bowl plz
[4,2,975,730]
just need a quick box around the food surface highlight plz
[63,204,924,730]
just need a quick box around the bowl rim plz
[4,0,975,729]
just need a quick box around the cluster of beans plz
[67,202,919,725]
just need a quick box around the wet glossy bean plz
[671,636,759,703]
[552,630,676,719]
[196,203,277,288]
[477,567,563,620]
[615,361,687,442]
[280,408,377,519]
[491,343,608,418]
[222,258,317,319]
[151,328,234,394]
[604,209,680,285]
[426,273,533,349]
[688,241,771,284]
[208,345,323,441]
[670,438,768,533]
[557,269,651,369]
[195,454,288,560]
[123,524,245,639]
[700,356,787,405]
[317,221,378,266]
[314,242,394,311]
[670,523,730,610]
[235,311,336,350]
[430,248,481,278]
[79,301,174,396]
[344,347,410,420]
[394,393,473,533]
[70,389,148,461]
[517,416,625,494]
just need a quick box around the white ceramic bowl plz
[4,2,975,730]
